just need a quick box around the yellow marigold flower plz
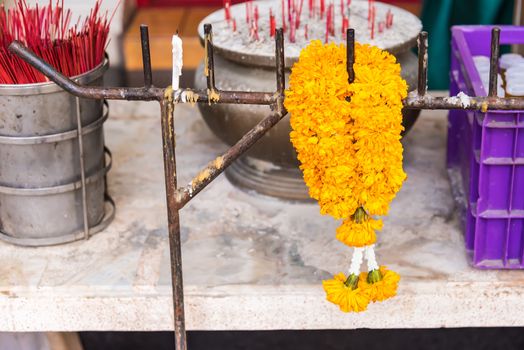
[285,40,407,223]
[358,266,400,302]
[322,272,371,313]
[336,216,383,247]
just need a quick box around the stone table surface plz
[0,101,523,332]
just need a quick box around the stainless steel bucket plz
[0,59,115,246]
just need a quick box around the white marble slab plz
[0,101,523,332]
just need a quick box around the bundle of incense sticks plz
[0,0,115,84]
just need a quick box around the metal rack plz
[8,24,524,350]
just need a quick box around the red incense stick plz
[290,8,296,42]
[305,23,309,40]
[223,0,231,21]
[296,0,304,28]
[269,8,276,37]
[370,5,375,39]
[253,6,260,41]
[281,0,286,32]
[342,16,348,35]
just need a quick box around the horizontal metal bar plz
[404,93,524,110]
[174,89,278,105]
[9,41,278,105]
[11,39,524,111]
[175,109,287,209]
[9,41,164,101]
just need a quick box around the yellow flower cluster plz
[285,40,406,313]
[322,266,400,313]
[285,40,407,219]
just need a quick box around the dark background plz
[80,328,524,350]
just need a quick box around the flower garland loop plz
[285,40,407,312]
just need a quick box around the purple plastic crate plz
[448,25,524,269]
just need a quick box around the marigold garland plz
[285,40,407,312]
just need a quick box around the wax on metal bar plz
[417,31,428,96]
[140,24,153,88]
[174,89,277,105]
[404,94,524,110]
[488,27,501,97]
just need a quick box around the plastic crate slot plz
[482,157,524,165]
[478,209,524,219]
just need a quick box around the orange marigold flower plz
[285,40,407,223]
[336,216,383,247]
[358,266,400,302]
[322,273,371,313]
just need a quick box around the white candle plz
[172,34,183,89]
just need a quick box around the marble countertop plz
[0,101,523,332]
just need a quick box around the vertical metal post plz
[275,28,285,96]
[140,25,153,88]
[160,95,186,350]
[489,27,501,97]
[204,24,217,91]
[417,31,428,96]
[346,28,355,84]
[75,97,90,240]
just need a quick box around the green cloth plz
[420,0,515,90]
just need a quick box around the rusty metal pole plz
[140,25,153,88]
[160,94,187,350]
[417,31,428,96]
[346,28,355,84]
[204,24,217,91]
[488,27,501,97]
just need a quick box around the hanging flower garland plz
[285,40,407,312]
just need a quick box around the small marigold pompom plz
[336,216,382,247]
[323,273,371,313]
[358,266,400,302]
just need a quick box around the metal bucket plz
[0,59,115,246]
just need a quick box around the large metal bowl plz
[195,1,422,200]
